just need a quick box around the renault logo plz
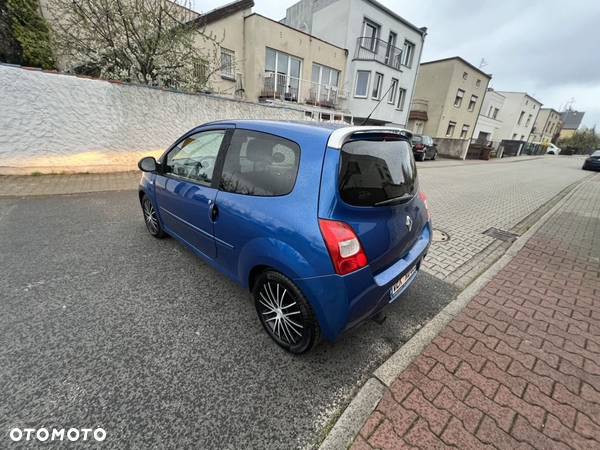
[406,215,413,232]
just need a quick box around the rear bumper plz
[295,223,432,341]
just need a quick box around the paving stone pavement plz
[0,172,139,196]
[351,173,600,450]
[418,156,591,285]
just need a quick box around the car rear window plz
[411,135,423,144]
[339,137,417,207]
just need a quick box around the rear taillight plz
[419,191,431,221]
[319,219,368,275]
[415,144,424,150]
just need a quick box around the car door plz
[154,127,231,259]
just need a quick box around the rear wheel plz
[253,271,320,354]
[416,153,425,162]
[141,195,166,238]
[431,151,437,160]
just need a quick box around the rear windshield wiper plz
[374,192,415,207]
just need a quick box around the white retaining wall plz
[0,65,304,173]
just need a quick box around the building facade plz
[559,109,585,140]
[472,89,505,143]
[408,57,491,140]
[282,0,427,126]
[530,108,561,144]
[493,92,542,143]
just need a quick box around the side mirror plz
[138,156,157,172]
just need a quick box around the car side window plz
[165,130,226,185]
[219,130,300,196]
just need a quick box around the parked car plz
[545,143,562,155]
[582,150,600,171]
[411,134,437,161]
[138,121,432,354]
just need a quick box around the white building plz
[494,91,542,142]
[473,89,505,143]
[282,0,427,126]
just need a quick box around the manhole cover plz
[432,229,449,242]
[483,227,519,242]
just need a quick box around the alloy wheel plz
[143,198,159,235]
[257,281,304,346]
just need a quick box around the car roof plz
[203,120,412,149]
[592,150,600,156]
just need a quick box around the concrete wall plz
[433,137,470,160]
[0,64,304,174]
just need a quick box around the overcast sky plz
[193,0,600,128]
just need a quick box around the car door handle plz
[210,203,219,222]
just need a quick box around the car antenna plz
[360,83,396,126]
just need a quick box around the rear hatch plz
[321,132,426,275]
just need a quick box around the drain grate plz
[483,227,519,242]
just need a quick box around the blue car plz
[138,120,432,353]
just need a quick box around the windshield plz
[339,138,417,207]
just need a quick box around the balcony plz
[259,72,347,110]
[354,37,403,70]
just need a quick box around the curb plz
[318,174,592,450]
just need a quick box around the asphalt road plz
[0,191,457,449]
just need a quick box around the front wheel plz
[141,195,166,238]
[253,271,321,354]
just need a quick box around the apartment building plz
[282,0,427,126]
[472,89,505,143]
[494,91,542,142]
[408,57,491,140]
[530,108,561,144]
[189,0,350,122]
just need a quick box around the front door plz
[154,129,229,258]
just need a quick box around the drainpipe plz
[405,27,427,129]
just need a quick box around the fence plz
[0,64,305,174]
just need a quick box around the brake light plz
[415,144,424,150]
[419,191,431,221]
[319,219,368,275]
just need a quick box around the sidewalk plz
[349,174,600,449]
[0,172,139,196]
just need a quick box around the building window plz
[385,32,398,66]
[454,89,465,107]
[492,108,499,119]
[460,124,470,139]
[372,72,383,99]
[446,121,456,137]
[467,95,478,112]
[193,60,208,83]
[397,87,407,110]
[305,111,314,119]
[220,48,235,79]
[526,114,532,126]
[488,106,493,117]
[462,72,468,80]
[476,79,481,87]
[388,78,398,104]
[311,63,340,104]
[402,40,415,68]
[518,111,525,125]
[361,19,380,51]
[264,47,302,100]
[354,70,370,98]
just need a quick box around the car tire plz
[141,194,166,238]
[431,151,437,161]
[416,153,425,162]
[253,270,321,354]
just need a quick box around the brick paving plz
[419,156,590,285]
[352,174,600,450]
[0,171,139,196]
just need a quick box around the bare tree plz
[48,0,224,92]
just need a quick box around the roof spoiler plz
[327,126,413,149]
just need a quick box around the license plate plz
[390,265,417,299]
